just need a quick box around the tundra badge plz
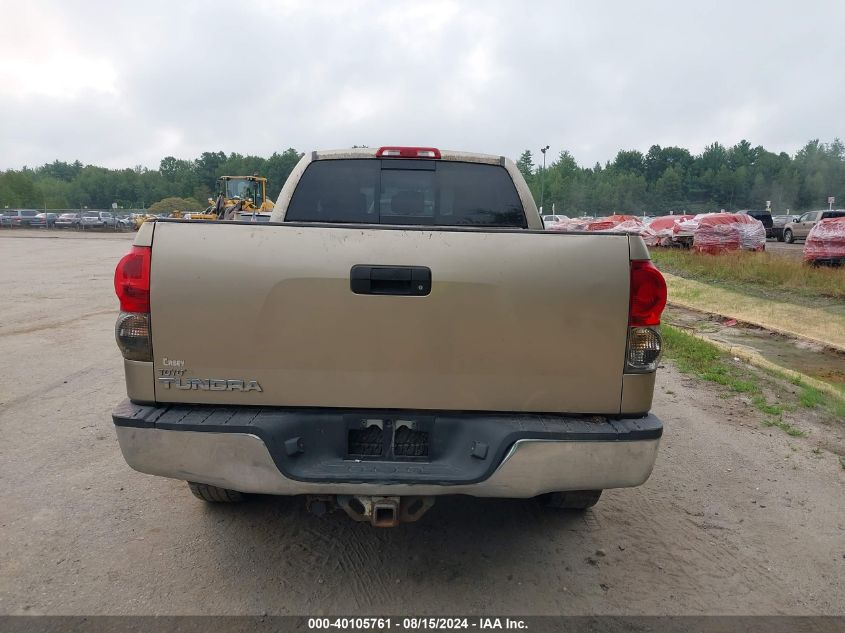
[157,378,263,392]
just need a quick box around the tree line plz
[0,149,303,210]
[517,139,845,215]
[1,139,844,214]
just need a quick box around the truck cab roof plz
[272,146,540,228]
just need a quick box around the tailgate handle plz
[350,265,431,296]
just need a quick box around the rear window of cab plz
[286,159,526,228]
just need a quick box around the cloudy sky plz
[1,0,843,170]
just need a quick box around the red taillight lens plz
[629,260,667,326]
[114,246,151,313]
[376,146,442,159]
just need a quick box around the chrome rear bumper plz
[115,425,660,498]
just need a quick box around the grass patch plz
[762,418,805,437]
[752,395,784,416]
[663,325,779,409]
[770,371,845,418]
[661,325,836,437]
[799,386,825,408]
[650,249,845,303]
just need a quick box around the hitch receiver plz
[336,495,435,527]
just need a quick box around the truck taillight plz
[376,146,442,159]
[629,260,666,327]
[114,246,151,313]
[115,312,152,361]
[626,326,662,372]
[626,260,667,373]
[114,246,152,362]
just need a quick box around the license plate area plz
[346,416,433,462]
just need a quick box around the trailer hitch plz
[323,495,435,527]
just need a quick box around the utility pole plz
[540,145,550,213]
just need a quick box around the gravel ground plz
[765,241,805,258]
[0,232,843,616]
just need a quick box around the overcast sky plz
[1,0,843,170]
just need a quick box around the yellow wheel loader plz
[206,175,274,221]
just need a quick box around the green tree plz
[147,196,205,215]
[728,140,759,170]
[516,150,535,185]
[264,148,303,200]
[715,165,736,209]
[645,145,692,184]
[654,166,684,212]
[3,140,845,215]
[0,171,38,206]
[612,150,645,176]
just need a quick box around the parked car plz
[112,145,667,526]
[55,213,81,229]
[737,210,774,238]
[783,210,845,243]
[116,216,134,230]
[5,209,40,227]
[541,214,568,227]
[79,211,117,229]
[771,214,801,241]
[29,212,58,228]
[236,211,272,222]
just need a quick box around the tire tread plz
[187,481,244,503]
[540,490,602,510]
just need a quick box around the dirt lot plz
[765,241,804,258]
[0,231,843,616]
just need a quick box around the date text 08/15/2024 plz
[307,618,528,630]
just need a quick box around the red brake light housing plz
[376,146,441,159]
[114,246,151,313]
[629,260,667,326]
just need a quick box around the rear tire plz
[538,490,602,510]
[784,229,794,244]
[776,233,784,242]
[187,481,244,503]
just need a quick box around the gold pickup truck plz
[783,209,845,243]
[111,146,667,526]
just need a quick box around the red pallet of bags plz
[693,213,766,254]
[546,218,589,232]
[676,214,709,234]
[598,219,655,242]
[803,217,845,264]
[646,215,694,246]
[673,213,713,248]
[736,217,767,251]
[587,214,639,231]
[650,215,694,232]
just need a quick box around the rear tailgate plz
[149,221,631,414]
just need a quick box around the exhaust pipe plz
[305,495,337,517]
